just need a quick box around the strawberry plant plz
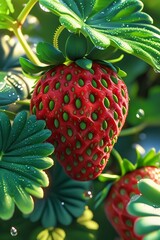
[0,0,160,239]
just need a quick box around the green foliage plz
[0,0,160,239]
[127,179,160,240]
[40,0,160,71]
[0,0,14,14]
[26,162,91,227]
[34,207,98,240]
[0,111,54,220]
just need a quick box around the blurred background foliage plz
[0,0,160,239]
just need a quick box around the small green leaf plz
[137,148,160,168]
[0,111,54,220]
[94,183,113,209]
[122,158,136,175]
[98,173,119,182]
[19,57,51,76]
[76,58,92,70]
[36,42,65,65]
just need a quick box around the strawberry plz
[105,166,160,240]
[96,148,160,240]
[30,62,129,181]
[20,1,160,181]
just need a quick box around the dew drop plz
[61,202,65,206]
[84,190,93,199]
[10,227,18,237]
[39,3,50,12]
[136,109,145,119]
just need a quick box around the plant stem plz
[12,0,40,65]
[13,26,40,65]
[111,148,125,176]
[16,99,31,106]
[17,0,38,25]
[120,122,147,137]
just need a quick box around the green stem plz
[120,122,147,137]
[13,26,40,65]
[111,148,125,176]
[17,0,38,25]
[11,0,40,64]
[16,99,31,106]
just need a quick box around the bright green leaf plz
[0,0,14,15]
[39,0,160,71]
[36,42,65,65]
[19,57,51,76]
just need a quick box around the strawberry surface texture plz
[31,62,129,181]
[104,166,160,240]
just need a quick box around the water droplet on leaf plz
[10,227,18,236]
[39,3,50,12]
[84,190,93,199]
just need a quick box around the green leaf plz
[39,0,160,71]
[0,72,18,106]
[122,158,136,175]
[127,178,160,239]
[127,195,160,217]
[94,183,113,209]
[75,58,92,70]
[137,148,160,168]
[19,57,51,76]
[138,179,160,206]
[36,42,65,65]
[135,216,160,235]
[0,111,54,220]
[26,161,91,227]
[0,14,14,30]
[0,0,14,15]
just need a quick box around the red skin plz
[104,166,160,240]
[30,62,129,181]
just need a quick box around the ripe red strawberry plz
[30,62,129,181]
[103,153,160,239]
